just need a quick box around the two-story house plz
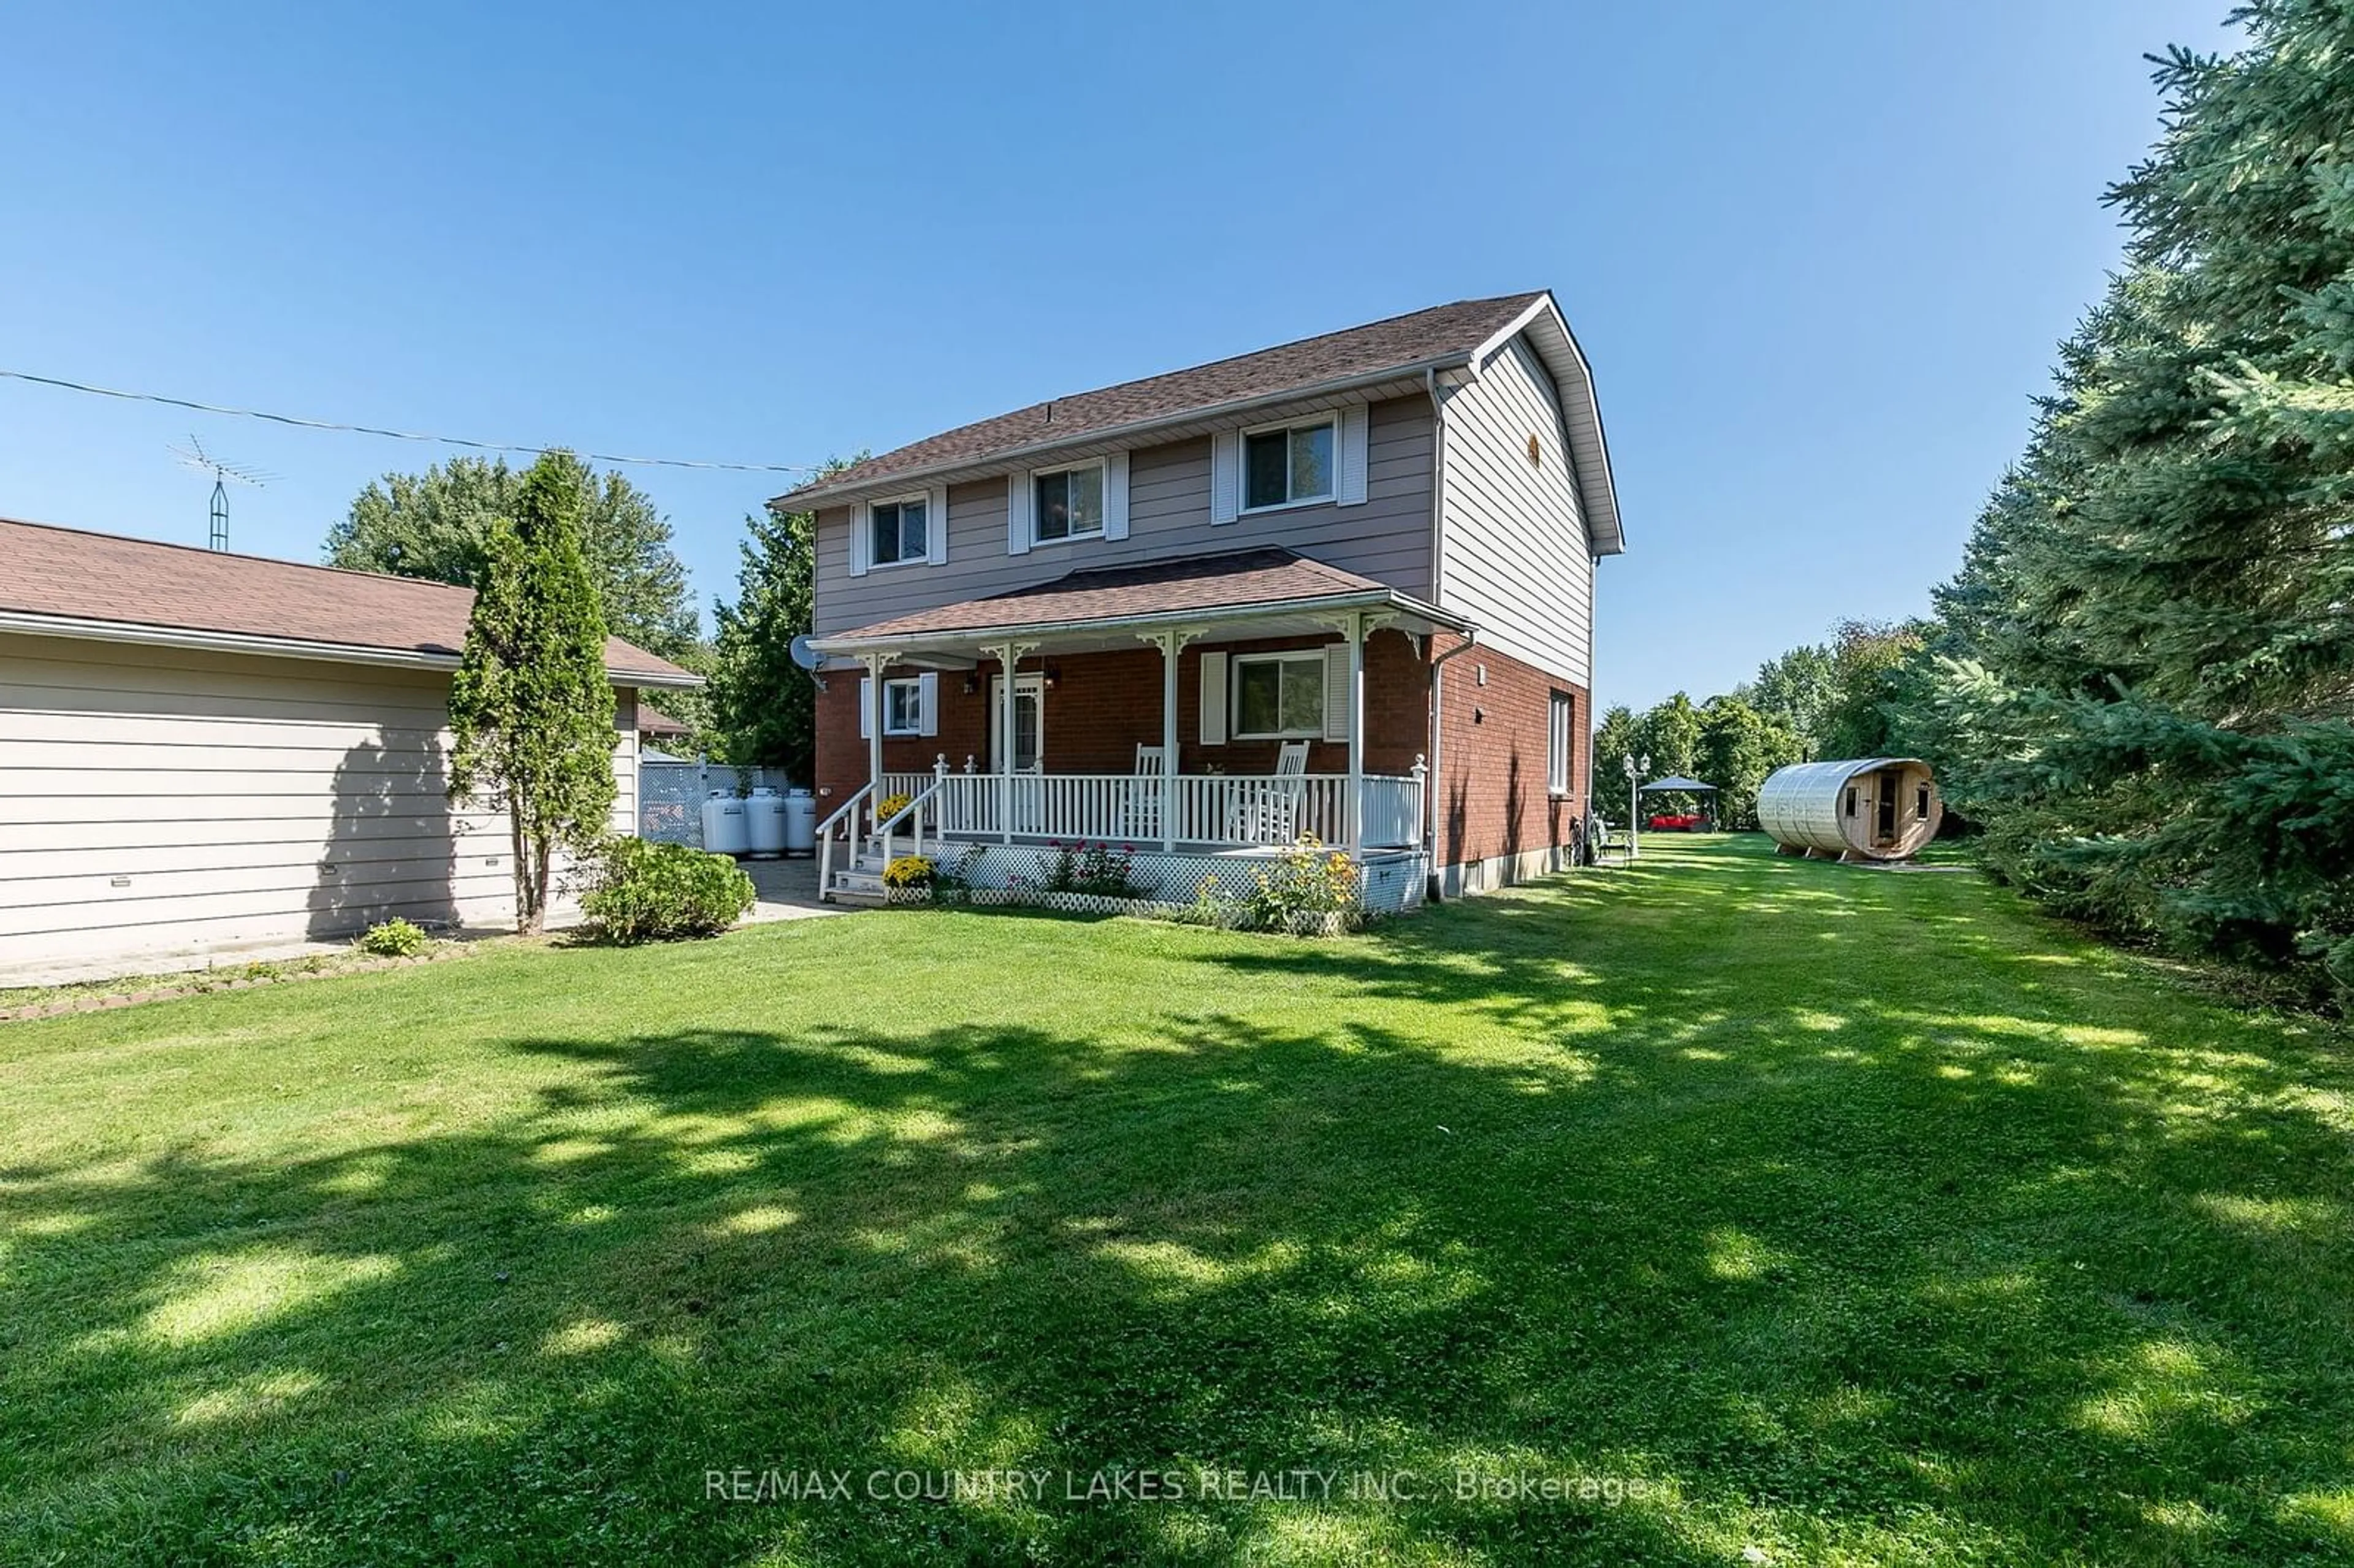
[781,290,1623,907]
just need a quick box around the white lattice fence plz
[639,761,796,847]
[926,843,1425,913]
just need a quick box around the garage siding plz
[0,631,639,975]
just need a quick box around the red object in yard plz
[1647,813,1705,831]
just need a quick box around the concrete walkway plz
[740,856,842,923]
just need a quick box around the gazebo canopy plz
[1640,775,1717,793]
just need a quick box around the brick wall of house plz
[1429,634,1588,884]
[815,629,1590,894]
[815,628,1431,805]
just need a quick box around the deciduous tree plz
[708,504,818,782]
[1698,695,1804,830]
[328,454,701,664]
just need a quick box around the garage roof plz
[0,517,701,687]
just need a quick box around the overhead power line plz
[0,367,823,475]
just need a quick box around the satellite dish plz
[788,634,823,671]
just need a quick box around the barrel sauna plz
[1757,758,1943,862]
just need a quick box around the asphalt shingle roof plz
[816,547,1447,644]
[0,517,699,685]
[774,292,1547,506]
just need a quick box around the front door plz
[989,674,1045,834]
[989,675,1044,772]
[1875,769,1901,845]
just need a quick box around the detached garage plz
[0,517,701,980]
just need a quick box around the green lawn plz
[3,837,2350,1566]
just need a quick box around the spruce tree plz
[448,453,619,934]
[1925,4,2354,996]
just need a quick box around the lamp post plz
[1622,752,1650,861]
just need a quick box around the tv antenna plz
[167,435,272,551]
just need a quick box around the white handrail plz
[873,774,945,868]
[815,782,872,902]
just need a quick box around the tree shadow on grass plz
[1,839,2350,1564]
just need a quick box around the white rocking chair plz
[1124,745,1167,837]
[1233,740,1311,843]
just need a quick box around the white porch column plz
[995,642,1015,846]
[863,652,886,828]
[1159,631,1179,852]
[1345,612,1366,854]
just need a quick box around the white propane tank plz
[783,788,817,856]
[699,790,750,856]
[744,787,787,858]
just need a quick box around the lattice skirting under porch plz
[914,844,1428,915]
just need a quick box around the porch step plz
[826,866,889,907]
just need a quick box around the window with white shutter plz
[1231,652,1326,740]
[1210,433,1240,525]
[1547,691,1573,796]
[1240,416,1337,512]
[1336,404,1369,506]
[1007,472,1035,556]
[1199,651,1228,744]
[882,678,926,737]
[869,495,929,568]
[1322,644,1352,742]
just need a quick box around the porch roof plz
[807,547,1474,657]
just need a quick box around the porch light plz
[1043,664,1061,690]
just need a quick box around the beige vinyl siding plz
[0,633,639,975]
[812,395,1436,636]
[1435,334,1596,686]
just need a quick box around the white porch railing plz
[879,763,1423,850]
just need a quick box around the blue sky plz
[0,1,2233,712]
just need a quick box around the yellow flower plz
[882,854,935,888]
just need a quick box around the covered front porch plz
[874,761,1425,854]
[807,548,1468,907]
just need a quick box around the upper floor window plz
[1034,463,1105,542]
[1243,417,1336,512]
[871,496,928,566]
